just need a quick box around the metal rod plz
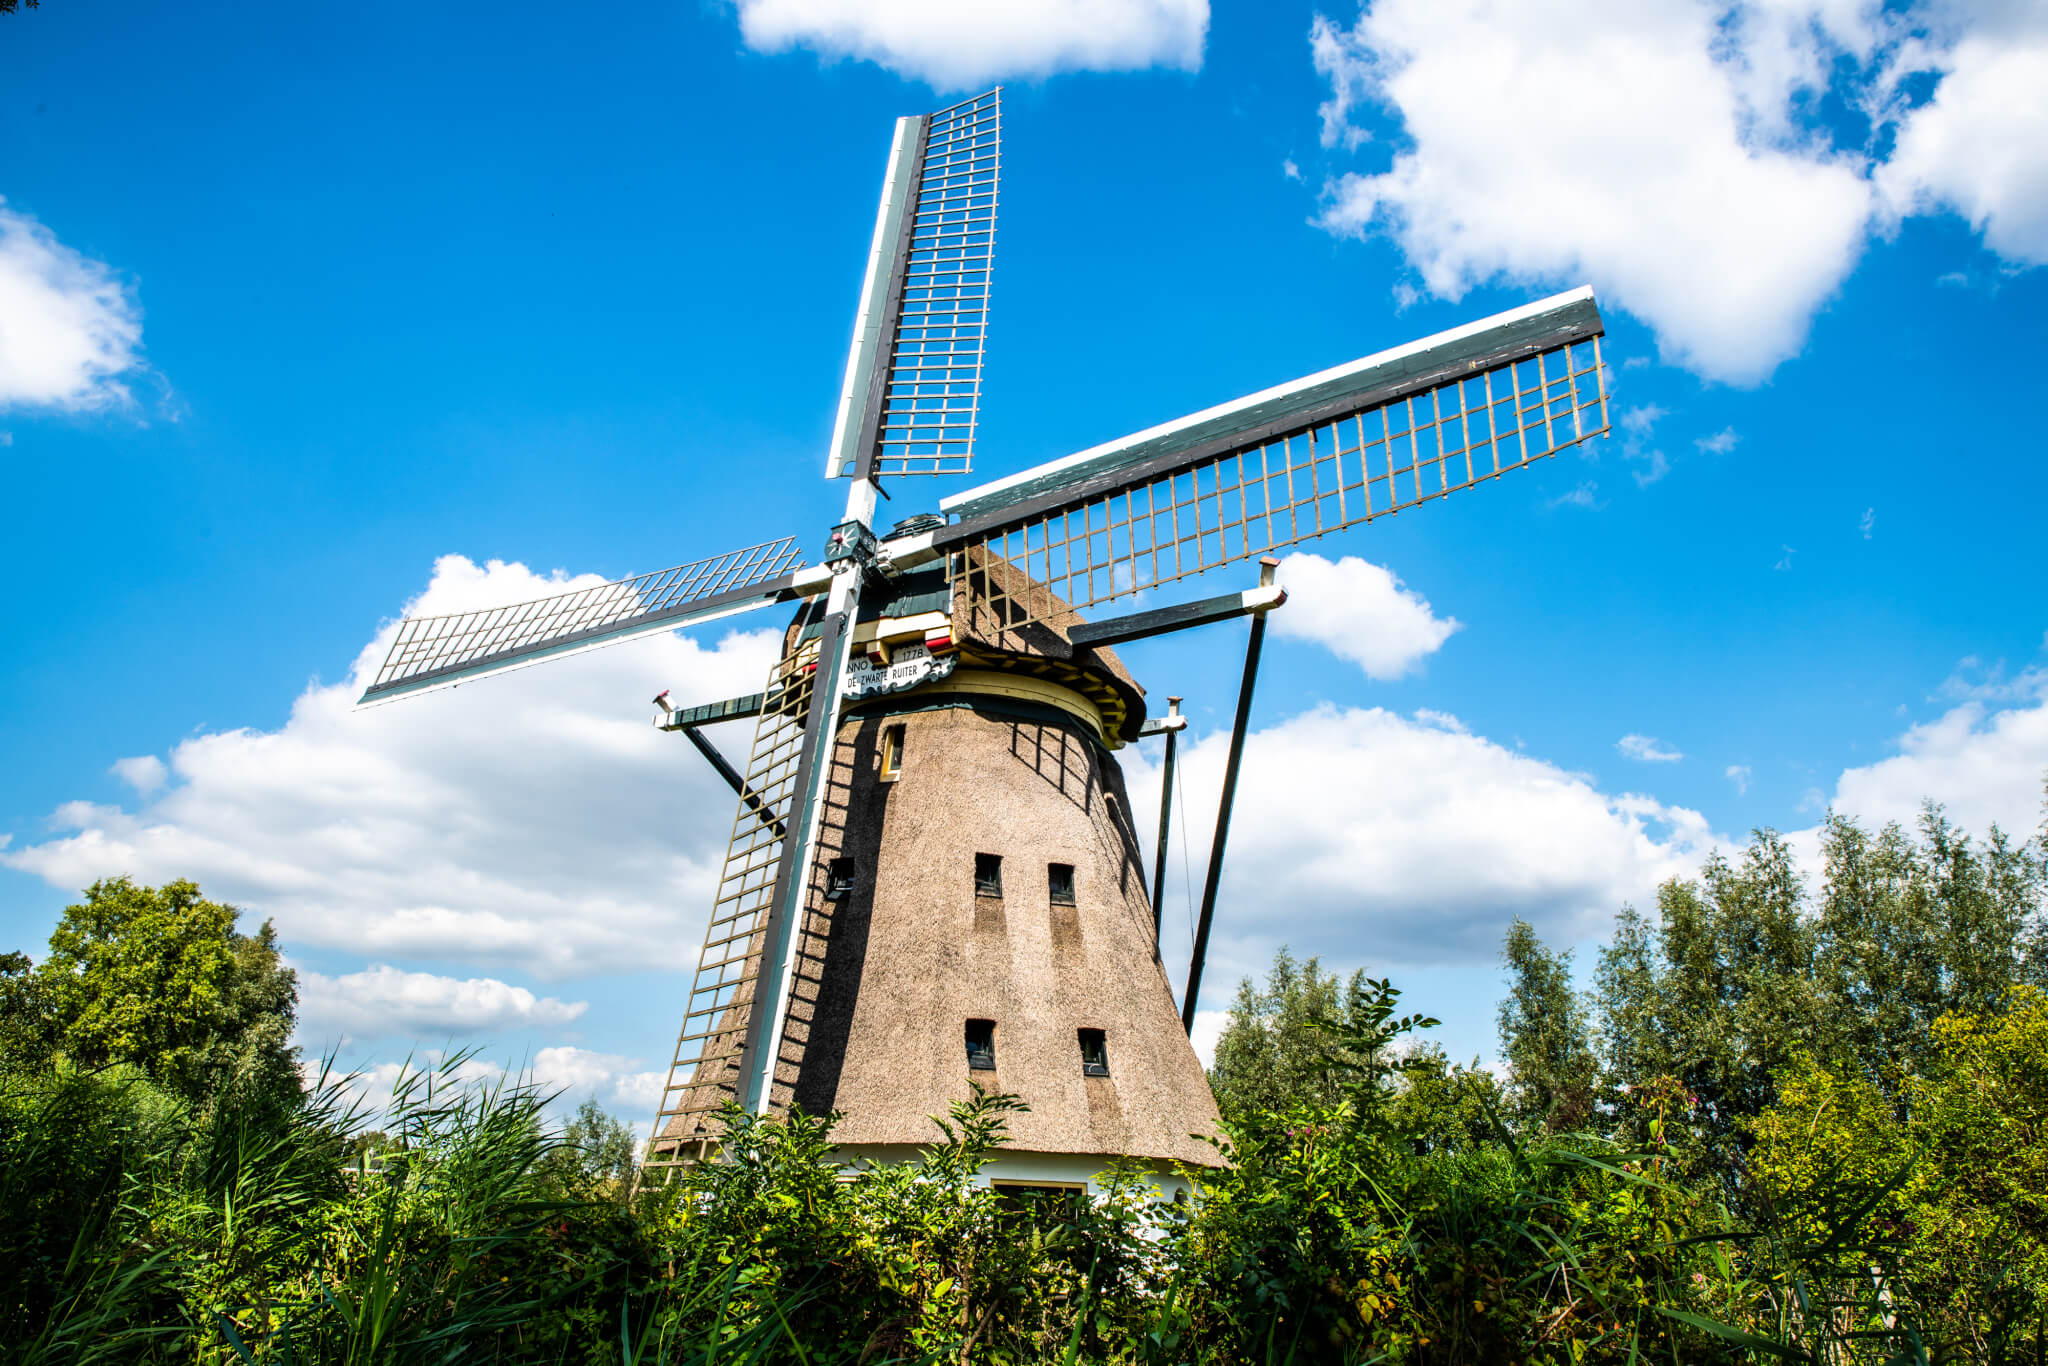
[681,726,786,839]
[1150,696,1182,945]
[1182,567,1276,1034]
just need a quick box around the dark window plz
[1048,862,1076,906]
[879,724,904,780]
[966,1018,997,1070]
[825,858,855,901]
[974,852,1003,897]
[1078,1028,1109,1077]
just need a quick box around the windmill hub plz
[352,88,1613,1200]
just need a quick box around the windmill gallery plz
[355,90,1613,1196]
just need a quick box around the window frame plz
[965,1018,997,1071]
[824,857,855,902]
[1048,862,1077,906]
[1078,1027,1109,1077]
[973,852,1004,898]
[879,724,904,781]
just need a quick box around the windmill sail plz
[932,288,1609,630]
[358,536,806,703]
[827,89,1001,482]
[643,638,823,1170]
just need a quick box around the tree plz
[543,1098,639,1198]
[0,950,56,1070]
[1206,947,1368,1117]
[31,877,299,1108]
[1384,1042,1505,1154]
[1749,988,2048,1353]
[1595,807,2048,1193]
[1496,918,1597,1131]
[1591,831,1829,1185]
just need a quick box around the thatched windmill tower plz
[655,555,1225,1189]
[354,89,1613,1194]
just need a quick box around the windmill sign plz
[358,89,1611,1191]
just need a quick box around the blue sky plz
[4,0,2046,1121]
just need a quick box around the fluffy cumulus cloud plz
[1269,551,1459,679]
[1307,0,2048,384]
[297,965,588,1046]
[109,755,167,796]
[2,554,782,981]
[1127,704,1719,1001]
[1877,3,2048,266]
[0,200,147,411]
[730,0,1207,90]
[1825,665,2048,839]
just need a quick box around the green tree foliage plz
[1496,918,1597,1132]
[1749,987,2048,1355]
[0,949,56,1070]
[1574,804,2048,1188]
[1207,947,1368,1117]
[538,1097,639,1200]
[27,877,299,1110]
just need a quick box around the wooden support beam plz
[656,692,764,731]
[1069,584,1286,651]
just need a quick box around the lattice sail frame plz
[951,335,1608,631]
[361,537,804,702]
[873,90,1000,478]
[644,640,819,1169]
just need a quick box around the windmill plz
[358,89,1611,1192]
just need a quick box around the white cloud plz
[531,1045,631,1094]
[1307,1,2048,384]
[1127,704,1718,1003]
[1696,427,1741,455]
[2,555,783,980]
[1618,734,1684,763]
[1775,545,1797,571]
[1725,764,1752,795]
[1828,668,2048,838]
[109,755,166,796]
[730,0,1208,90]
[1189,1009,1229,1069]
[1936,657,2044,705]
[1878,7,2048,266]
[1861,506,1876,539]
[1268,552,1459,680]
[314,1047,663,1128]
[0,200,147,411]
[1311,13,1378,149]
[1282,158,1303,182]
[316,1054,510,1124]
[297,965,587,1046]
[1620,404,1666,437]
[1617,404,1671,487]
[1548,480,1601,510]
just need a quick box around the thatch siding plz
[773,697,1219,1165]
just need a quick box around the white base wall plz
[834,1144,1201,1203]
